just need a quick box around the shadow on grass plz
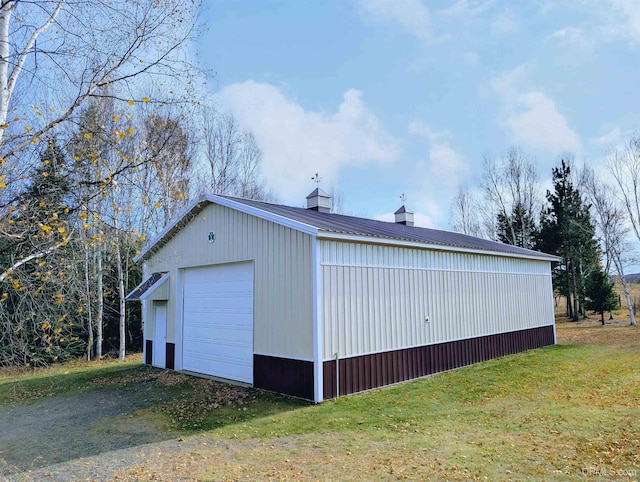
[0,364,306,473]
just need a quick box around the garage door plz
[182,262,254,383]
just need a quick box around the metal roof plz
[226,196,559,261]
[125,271,169,300]
[135,194,560,263]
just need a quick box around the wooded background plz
[0,1,637,367]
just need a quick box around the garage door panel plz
[182,262,254,384]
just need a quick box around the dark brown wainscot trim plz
[254,354,314,400]
[145,340,153,365]
[323,325,555,399]
[166,343,176,370]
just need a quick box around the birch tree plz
[450,186,483,237]
[0,0,199,282]
[482,148,540,248]
[584,166,637,325]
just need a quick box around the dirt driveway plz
[0,366,268,481]
[0,388,171,478]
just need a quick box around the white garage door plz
[182,262,254,383]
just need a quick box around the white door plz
[182,262,254,383]
[153,301,167,368]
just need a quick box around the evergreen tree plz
[497,201,537,248]
[0,138,85,366]
[536,160,600,321]
[585,268,618,325]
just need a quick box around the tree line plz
[0,1,635,368]
[0,1,273,367]
[451,145,640,325]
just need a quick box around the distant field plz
[2,321,639,480]
[555,280,640,325]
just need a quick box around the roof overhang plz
[317,231,562,263]
[126,272,170,301]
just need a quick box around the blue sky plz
[197,0,640,229]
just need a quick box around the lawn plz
[1,321,639,481]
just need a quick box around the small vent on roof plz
[394,205,414,227]
[306,188,332,213]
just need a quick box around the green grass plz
[2,325,639,480]
[0,358,144,405]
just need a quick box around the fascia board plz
[204,194,319,236]
[317,231,562,263]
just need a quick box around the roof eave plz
[317,231,561,262]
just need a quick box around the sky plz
[196,0,640,229]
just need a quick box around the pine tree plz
[497,201,537,248]
[536,160,600,321]
[585,268,618,325]
[0,138,85,366]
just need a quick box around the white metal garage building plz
[127,189,558,402]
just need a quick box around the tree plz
[608,136,640,244]
[0,138,85,366]
[0,0,199,284]
[585,268,618,325]
[482,148,540,248]
[582,166,636,325]
[450,186,483,237]
[200,110,271,200]
[496,201,537,247]
[536,160,599,321]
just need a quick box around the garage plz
[182,262,254,384]
[130,190,557,402]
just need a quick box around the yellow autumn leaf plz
[142,97,150,103]
[127,100,135,105]
[42,322,51,330]
[24,125,30,131]
[57,227,66,234]
[155,202,161,208]
[113,114,121,121]
[83,132,91,139]
[127,127,134,135]
[53,293,63,305]
[0,123,8,129]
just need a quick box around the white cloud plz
[462,51,480,65]
[613,0,640,44]
[546,26,586,45]
[439,0,494,17]
[490,65,581,155]
[505,92,581,154]
[357,0,431,39]
[216,81,399,204]
[490,9,518,36]
[409,121,467,189]
[593,127,622,146]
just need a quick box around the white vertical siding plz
[321,240,554,360]
[146,204,314,361]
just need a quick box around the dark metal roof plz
[306,187,331,198]
[126,272,168,300]
[225,196,558,261]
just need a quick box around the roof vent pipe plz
[306,188,332,213]
[394,205,414,227]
